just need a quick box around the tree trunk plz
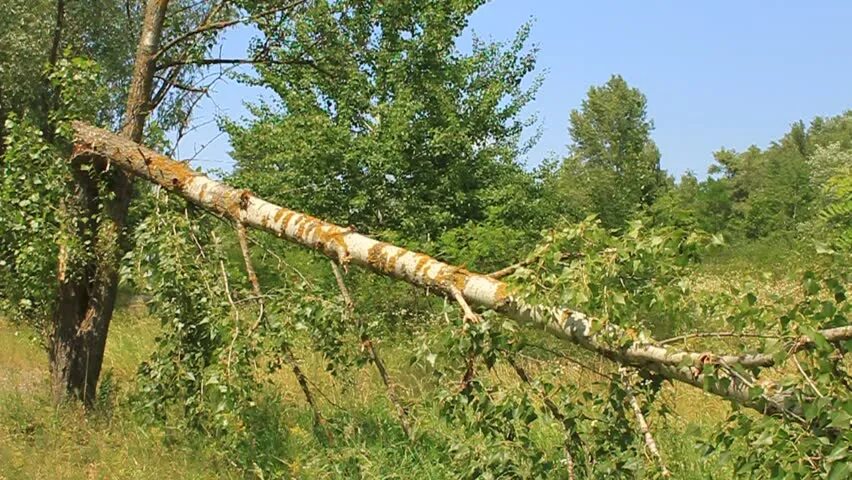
[50,0,169,406]
[71,121,847,420]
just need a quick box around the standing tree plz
[1,0,149,404]
[225,0,540,245]
[557,75,664,228]
[2,0,309,405]
[49,0,172,405]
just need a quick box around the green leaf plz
[800,326,831,351]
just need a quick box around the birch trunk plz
[70,121,841,418]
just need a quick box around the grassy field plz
[1,257,806,479]
[0,318,737,479]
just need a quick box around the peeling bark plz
[51,0,170,406]
[70,121,847,419]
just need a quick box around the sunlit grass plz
[0,262,768,479]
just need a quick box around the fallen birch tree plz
[71,121,850,420]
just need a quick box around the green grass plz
[0,271,768,479]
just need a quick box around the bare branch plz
[156,56,320,70]
[219,259,241,380]
[236,222,264,333]
[149,1,226,109]
[620,369,670,477]
[154,1,307,61]
[791,355,824,399]
[449,285,482,392]
[153,75,208,94]
[234,220,327,431]
[657,331,783,345]
[488,251,583,279]
[330,260,413,439]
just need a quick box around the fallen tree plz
[71,121,850,419]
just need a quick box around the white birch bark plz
[71,121,849,418]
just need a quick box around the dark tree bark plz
[50,0,170,406]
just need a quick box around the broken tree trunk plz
[69,121,848,418]
[50,0,169,406]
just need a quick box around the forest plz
[1,1,850,479]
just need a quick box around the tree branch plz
[156,56,321,70]
[154,1,307,61]
[330,260,413,439]
[487,251,582,279]
[450,285,481,392]
[234,220,327,431]
[620,369,670,477]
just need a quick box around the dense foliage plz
[225,0,545,263]
[653,112,852,250]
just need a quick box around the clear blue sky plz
[178,1,852,178]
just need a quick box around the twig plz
[791,355,824,399]
[488,258,535,280]
[524,343,614,381]
[220,259,240,380]
[620,369,670,477]
[245,231,313,288]
[658,326,852,356]
[236,222,264,334]
[154,1,307,60]
[149,1,227,108]
[487,251,582,279]
[153,75,208,94]
[157,56,321,70]
[658,331,784,346]
[234,220,327,432]
[330,260,413,439]
[449,286,481,393]
[508,356,581,480]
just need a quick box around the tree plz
[72,124,852,477]
[1,0,146,403]
[225,0,540,245]
[1,0,299,405]
[556,75,664,228]
[810,143,852,250]
[705,120,821,240]
[47,0,171,405]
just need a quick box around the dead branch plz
[487,251,583,279]
[620,369,670,477]
[219,259,241,380]
[330,260,412,439]
[234,221,326,431]
[449,285,482,393]
[156,56,320,70]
